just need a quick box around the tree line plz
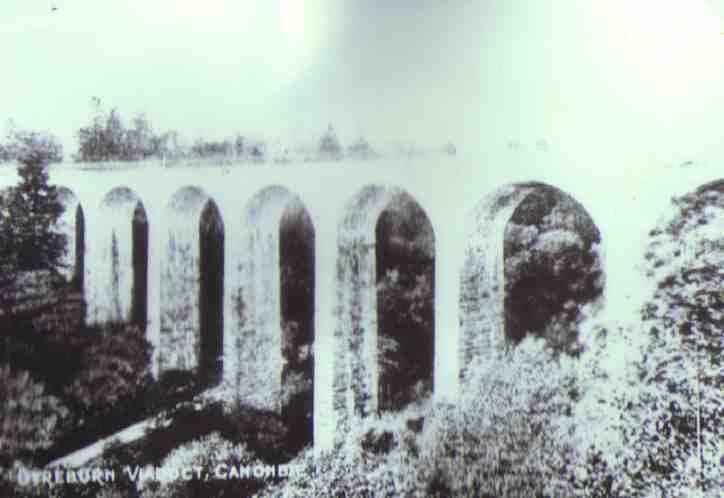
[2,99,457,166]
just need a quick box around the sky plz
[2,0,724,167]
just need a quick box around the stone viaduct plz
[1,154,721,451]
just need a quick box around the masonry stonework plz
[231,186,307,410]
[159,186,210,373]
[460,183,538,383]
[55,187,82,286]
[16,158,719,455]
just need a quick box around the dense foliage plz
[505,188,603,354]
[0,125,63,165]
[623,183,722,495]
[376,194,435,411]
[0,365,68,466]
[2,310,154,461]
[570,182,724,497]
[75,101,178,162]
[74,98,267,163]
[63,323,153,425]
[257,338,582,498]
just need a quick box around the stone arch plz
[234,185,314,415]
[56,187,85,291]
[160,186,224,378]
[695,178,724,195]
[337,185,435,419]
[89,187,149,326]
[460,182,602,383]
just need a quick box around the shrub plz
[64,322,153,424]
[0,365,69,465]
[259,406,432,497]
[138,432,265,498]
[261,336,583,497]
[145,369,205,414]
[416,338,580,497]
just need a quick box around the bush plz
[262,335,583,498]
[146,370,205,413]
[64,322,153,424]
[416,338,580,498]
[138,433,265,498]
[0,365,69,465]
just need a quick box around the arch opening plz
[131,202,148,328]
[337,185,435,419]
[74,204,85,293]
[375,193,434,412]
[280,198,315,449]
[503,186,602,354]
[236,186,315,442]
[199,200,225,387]
[96,187,149,327]
[160,186,224,379]
[56,187,85,290]
[460,182,603,383]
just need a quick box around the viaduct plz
[0,154,720,451]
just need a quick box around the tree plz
[0,126,62,166]
[376,195,435,410]
[318,123,342,159]
[0,191,19,290]
[127,112,156,159]
[0,131,66,276]
[573,184,724,497]
[75,96,107,162]
[104,108,125,159]
[377,268,433,409]
[504,189,603,354]
[156,130,184,161]
[627,185,723,495]
[234,134,246,157]
[75,98,170,162]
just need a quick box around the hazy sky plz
[2,0,724,165]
